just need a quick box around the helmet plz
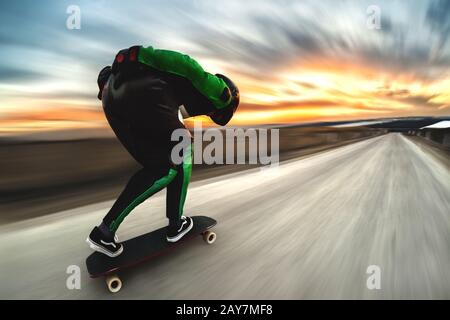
[210,74,240,126]
[97,66,112,100]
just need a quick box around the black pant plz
[101,73,192,233]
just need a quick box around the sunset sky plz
[0,0,449,134]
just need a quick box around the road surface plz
[1,133,450,299]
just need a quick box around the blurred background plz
[1,0,450,299]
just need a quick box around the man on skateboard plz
[87,45,240,257]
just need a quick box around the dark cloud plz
[185,3,449,85]
[385,89,411,97]
[352,30,446,82]
[380,15,393,34]
[295,81,318,90]
[0,66,44,82]
[376,85,411,97]
[400,95,441,109]
[379,89,442,109]
[372,82,444,109]
[2,0,449,86]
[426,0,450,51]
[186,12,345,74]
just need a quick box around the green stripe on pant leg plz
[178,143,192,217]
[109,168,178,232]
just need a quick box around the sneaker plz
[86,227,123,257]
[166,216,194,243]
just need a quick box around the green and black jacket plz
[111,45,233,119]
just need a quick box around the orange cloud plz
[1,53,449,134]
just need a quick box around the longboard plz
[86,215,217,293]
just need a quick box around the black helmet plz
[210,74,240,126]
[97,66,112,100]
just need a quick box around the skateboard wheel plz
[106,274,122,293]
[203,231,216,244]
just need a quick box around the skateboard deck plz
[86,215,217,292]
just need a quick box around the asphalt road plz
[1,133,450,299]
